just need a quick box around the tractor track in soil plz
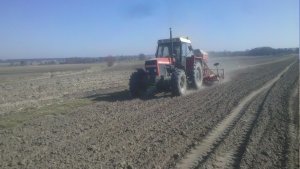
[0,57,298,169]
[176,61,296,169]
[287,78,299,169]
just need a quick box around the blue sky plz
[0,0,298,59]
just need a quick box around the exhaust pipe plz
[169,27,173,64]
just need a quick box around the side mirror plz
[214,63,219,66]
[188,46,193,51]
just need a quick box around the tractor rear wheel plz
[129,69,146,98]
[171,69,187,96]
[192,62,203,89]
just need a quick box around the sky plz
[0,0,299,59]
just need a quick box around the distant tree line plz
[1,47,298,66]
[0,54,153,66]
[209,47,299,57]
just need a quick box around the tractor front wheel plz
[171,69,187,96]
[129,69,146,98]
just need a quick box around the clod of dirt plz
[261,151,269,157]
[173,153,180,160]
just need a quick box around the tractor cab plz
[156,37,193,69]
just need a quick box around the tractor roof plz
[158,37,191,44]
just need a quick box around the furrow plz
[175,62,295,169]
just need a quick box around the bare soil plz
[0,56,298,169]
[0,61,142,114]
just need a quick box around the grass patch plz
[0,98,93,129]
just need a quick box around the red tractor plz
[129,28,224,97]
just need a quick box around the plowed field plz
[0,56,298,169]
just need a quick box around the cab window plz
[181,43,192,57]
[181,43,187,57]
[156,42,181,58]
[157,45,169,57]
